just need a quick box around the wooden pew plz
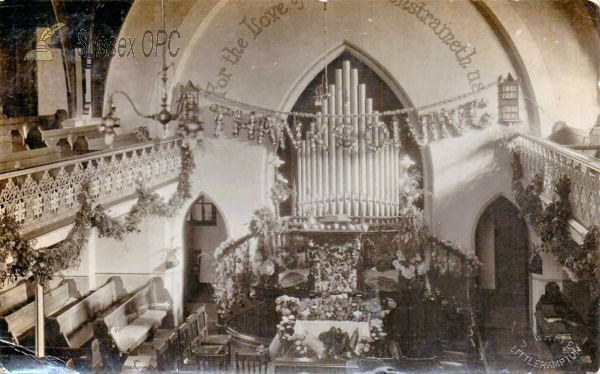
[0,115,57,138]
[0,133,28,154]
[0,146,62,172]
[47,277,127,350]
[0,280,80,345]
[0,282,30,317]
[93,278,173,371]
[35,125,103,148]
[78,133,141,152]
[0,117,39,137]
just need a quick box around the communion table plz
[271,320,372,373]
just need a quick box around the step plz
[438,361,466,370]
[442,350,468,362]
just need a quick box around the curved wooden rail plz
[225,301,277,348]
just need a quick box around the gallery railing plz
[515,132,600,228]
[0,137,183,235]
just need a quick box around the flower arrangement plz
[313,241,360,293]
[319,327,350,359]
[354,340,373,356]
[274,296,318,358]
[274,294,396,359]
[249,207,284,243]
[213,238,253,316]
[212,207,286,313]
[363,234,396,272]
[271,172,292,208]
[275,294,395,323]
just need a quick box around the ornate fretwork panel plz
[516,135,600,228]
[0,139,183,234]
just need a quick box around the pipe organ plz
[295,61,402,218]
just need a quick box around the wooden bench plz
[0,282,30,317]
[0,116,39,137]
[47,277,127,350]
[82,133,140,152]
[0,146,62,172]
[0,115,58,137]
[93,277,173,371]
[34,125,103,148]
[0,280,80,345]
[0,133,28,154]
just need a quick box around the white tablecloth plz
[293,320,371,341]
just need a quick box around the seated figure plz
[536,282,593,363]
[536,282,578,324]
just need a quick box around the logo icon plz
[24,23,65,61]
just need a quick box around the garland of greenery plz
[0,144,195,288]
[511,151,599,281]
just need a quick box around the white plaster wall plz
[509,1,600,131]
[431,123,518,252]
[36,28,68,115]
[185,138,270,237]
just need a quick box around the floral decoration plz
[365,121,393,153]
[313,241,360,293]
[406,98,491,148]
[275,294,395,323]
[273,294,395,358]
[511,150,599,281]
[307,122,328,152]
[333,123,357,150]
[213,236,254,316]
[271,172,292,208]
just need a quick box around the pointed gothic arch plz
[475,195,531,337]
[275,41,432,219]
[182,192,230,303]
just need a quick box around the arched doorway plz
[183,194,228,303]
[475,196,530,336]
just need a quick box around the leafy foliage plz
[511,150,599,281]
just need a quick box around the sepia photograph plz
[0,0,599,372]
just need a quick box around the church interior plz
[0,0,599,373]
